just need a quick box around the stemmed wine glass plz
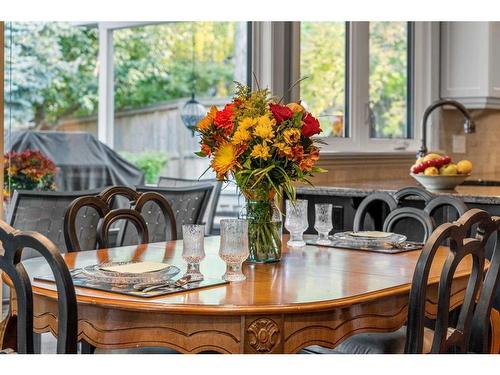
[182,224,206,281]
[285,199,309,247]
[219,219,249,282]
[314,203,333,245]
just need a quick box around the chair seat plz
[304,326,451,354]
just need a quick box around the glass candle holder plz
[314,203,333,245]
[285,199,309,247]
[219,219,249,282]
[182,224,205,281]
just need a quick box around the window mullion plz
[349,22,369,150]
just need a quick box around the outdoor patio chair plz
[158,177,222,235]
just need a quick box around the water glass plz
[314,203,333,245]
[285,199,309,247]
[182,224,205,281]
[219,219,249,282]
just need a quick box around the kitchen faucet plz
[417,99,475,158]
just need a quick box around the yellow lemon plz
[457,160,473,175]
[424,166,439,176]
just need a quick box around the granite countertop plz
[296,179,500,205]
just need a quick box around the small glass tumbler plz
[182,224,205,281]
[219,219,249,282]
[314,203,333,245]
[285,199,309,247]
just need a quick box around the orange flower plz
[299,148,320,172]
[197,106,218,132]
[292,145,304,161]
[200,143,212,157]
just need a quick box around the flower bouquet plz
[195,83,325,263]
[4,150,58,198]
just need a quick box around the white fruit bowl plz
[410,173,470,191]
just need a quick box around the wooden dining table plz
[0,235,474,354]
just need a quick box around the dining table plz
[0,235,476,354]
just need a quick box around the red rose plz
[302,112,322,137]
[214,104,235,135]
[269,103,294,124]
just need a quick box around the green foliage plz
[120,152,168,184]
[369,22,408,138]
[5,22,242,128]
[300,22,346,137]
[5,22,99,128]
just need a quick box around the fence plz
[56,97,229,180]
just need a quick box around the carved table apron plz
[1,237,470,354]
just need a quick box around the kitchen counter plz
[296,179,500,205]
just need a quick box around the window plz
[111,22,248,182]
[3,22,249,210]
[300,22,347,138]
[298,21,418,152]
[369,22,411,139]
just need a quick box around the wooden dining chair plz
[0,220,78,354]
[332,209,500,354]
[64,185,176,251]
[158,177,222,235]
[353,187,468,237]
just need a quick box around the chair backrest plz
[116,189,178,246]
[6,189,102,257]
[64,186,176,251]
[393,186,435,205]
[158,177,222,234]
[353,192,398,232]
[469,213,500,353]
[0,220,77,354]
[404,209,498,353]
[383,207,435,243]
[136,184,213,239]
[354,187,468,241]
[97,208,149,248]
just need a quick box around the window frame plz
[257,21,439,154]
[95,21,253,149]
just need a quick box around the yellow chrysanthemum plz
[253,116,275,140]
[250,143,271,160]
[239,117,257,130]
[232,128,251,145]
[257,115,275,128]
[283,128,301,145]
[211,143,239,179]
[197,106,218,131]
[287,102,304,114]
[274,142,293,158]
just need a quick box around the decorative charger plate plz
[333,231,407,248]
[81,261,181,285]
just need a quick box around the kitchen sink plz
[461,179,500,187]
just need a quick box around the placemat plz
[35,273,229,298]
[305,239,424,254]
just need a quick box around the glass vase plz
[240,197,283,263]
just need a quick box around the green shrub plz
[120,151,168,184]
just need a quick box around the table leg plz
[81,341,96,354]
[0,310,17,351]
[490,308,500,354]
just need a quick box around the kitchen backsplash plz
[439,108,500,179]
